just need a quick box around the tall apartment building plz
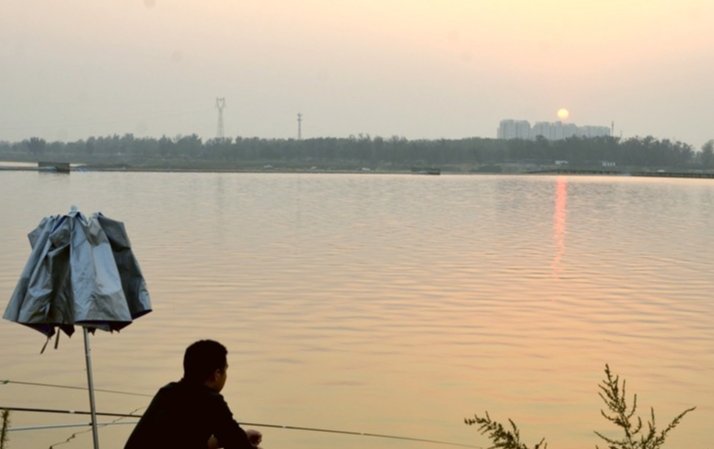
[531,121,579,140]
[497,119,610,140]
[497,119,531,139]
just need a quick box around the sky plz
[1,0,712,147]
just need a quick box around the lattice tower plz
[216,97,226,139]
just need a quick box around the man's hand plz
[246,429,263,447]
[207,429,262,448]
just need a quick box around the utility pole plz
[297,113,303,140]
[216,97,226,139]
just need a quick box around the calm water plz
[1,171,713,449]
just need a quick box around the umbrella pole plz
[83,327,101,449]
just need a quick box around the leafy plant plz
[595,364,695,449]
[465,411,546,449]
[465,365,695,449]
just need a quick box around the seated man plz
[125,339,263,449]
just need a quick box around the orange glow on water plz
[552,177,568,277]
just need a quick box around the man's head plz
[183,339,228,391]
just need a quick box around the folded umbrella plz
[3,208,152,449]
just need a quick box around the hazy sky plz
[1,0,712,147]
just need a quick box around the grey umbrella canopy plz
[3,208,152,449]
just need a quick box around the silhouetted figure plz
[125,340,263,449]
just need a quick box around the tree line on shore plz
[1,134,713,171]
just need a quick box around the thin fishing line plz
[9,421,138,432]
[0,379,152,397]
[239,422,481,448]
[48,405,145,449]
[1,407,141,418]
[1,406,481,448]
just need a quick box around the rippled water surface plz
[1,171,713,449]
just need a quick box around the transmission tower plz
[216,97,226,139]
[297,113,303,140]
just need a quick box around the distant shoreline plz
[3,134,713,178]
[2,163,714,179]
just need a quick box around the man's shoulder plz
[157,380,224,401]
[153,381,180,396]
[158,381,180,392]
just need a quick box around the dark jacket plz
[125,380,254,449]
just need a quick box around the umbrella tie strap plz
[40,337,50,354]
[39,331,61,354]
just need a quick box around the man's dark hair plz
[183,340,228,383]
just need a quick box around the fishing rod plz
[0,379,152,397]
[9,421,137,432]
[1,406,481,448]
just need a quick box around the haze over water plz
[1,171,713,449]
[2,1,713,146]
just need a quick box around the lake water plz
[1,171,713,449]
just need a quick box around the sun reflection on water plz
[552,176,568,277]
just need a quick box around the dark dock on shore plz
[38,161,71,173]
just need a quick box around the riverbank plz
[3,162,714,179]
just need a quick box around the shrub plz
[465,365,695,449]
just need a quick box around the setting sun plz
[557,108,570,121]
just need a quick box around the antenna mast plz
[216,97,226,139]
[297,113,303,140]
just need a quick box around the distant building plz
[497,119,531,140]
[531,121,578,140]
[498,119,610,141]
